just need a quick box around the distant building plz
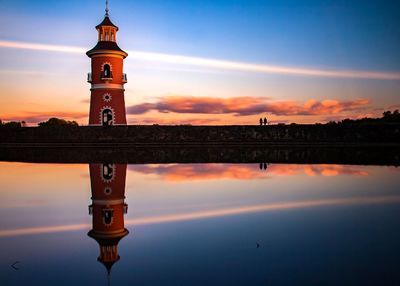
[87,1,128,125]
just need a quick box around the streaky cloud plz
[1,40,400,80]
[0,40,86,54]
[0,195,399,237]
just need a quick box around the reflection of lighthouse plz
[88,163,129,275]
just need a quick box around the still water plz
[0,162,399,285]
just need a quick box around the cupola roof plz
[86,41,128,58]
[96,15,119,31]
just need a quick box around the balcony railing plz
[87,72,92,83]
[122,73,128,83]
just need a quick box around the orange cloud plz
[127,96,369,116]
[128,116,222,125]
[129,164,369,182]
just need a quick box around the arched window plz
[102,108,113,126]
[102,208,114,225]
[102,64,112,79]
[102,163,114,180]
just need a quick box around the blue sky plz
[2,0,399,68]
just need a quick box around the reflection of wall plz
[88,163,128,274]
[2,145,399,167]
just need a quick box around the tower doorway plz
[102,109,113,126]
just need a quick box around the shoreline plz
[1,145,399,165]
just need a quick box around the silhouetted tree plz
[38,117,79,127]
[0,121,22,128]
[322,110,400,125]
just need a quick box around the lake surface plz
[0,162,399,285]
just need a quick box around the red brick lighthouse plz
[87,0,128,126]
[88,163,129,274]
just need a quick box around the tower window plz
[102,64,112,79]
[102,163,115,181]
[102,209,114,225]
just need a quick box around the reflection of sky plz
[0,162,399,231]
[1,162,400,285]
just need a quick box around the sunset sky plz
[0,0,399,125]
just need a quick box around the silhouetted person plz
[263,117,267,126]
[259,118,263,126]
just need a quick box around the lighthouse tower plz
[88,163,129,274]
[87,1,128,126]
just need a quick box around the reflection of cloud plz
[0,200,48,209]
[270,164,370,177]
[130,164,266,181]
[127,96,369,116]
[1,195,399,237]
[1,40,400,80]
[129,164,369,182]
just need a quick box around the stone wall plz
[0,124,399,145]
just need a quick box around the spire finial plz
[105,0,109,16]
